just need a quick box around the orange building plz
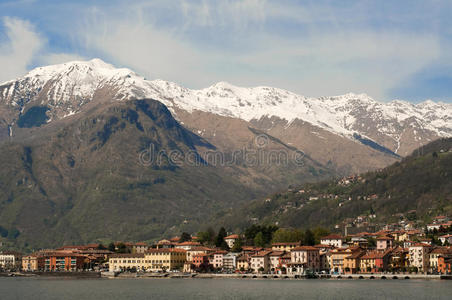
[44,252,85,271]
[438,256,452,274]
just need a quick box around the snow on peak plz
[1,59,451,142]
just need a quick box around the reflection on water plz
[0,277,451,300]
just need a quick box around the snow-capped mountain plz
[0,58,451,156]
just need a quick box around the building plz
[289,246,320,274]
[236,254,250,272]
[389,246,408,271]
[186,246,213,262]
[192,253,210,269]
[408,243,431,272]
[376,236,394,251]
[44,251,85,271]
[0,251,22,269]
[438,256,452,274]
[132,242,149,254]
[224,234,240,249]
[210,250,227,269]
[22,254,45,271]
[271,242,301,252]
[329,248,356,274]
[250,250,271,273]
[223,253,240,270]
[320,234,343,248]
[268,251,284,273]
[439,234,452,245]
[175,241,201,250]
[428,247,452,273]
[109,248,186,272]
[343,250,365,274]
[360,250,391,273]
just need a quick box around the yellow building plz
[22,254,45,271]
[271,242,301,252]
[329,248,358,274]
[237,254,250,271]
[109,248,186,272]
[343,250,365,273]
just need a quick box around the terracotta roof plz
[134,242,148,246]
[430,247,452,255]
[176,241,201,246]
[410,243,432,247]
[269,251,285,256]
[320,234,343,240]
[110,253,145,258]
[314,244,334,249]
[187,246,214,252]
[292,246,318,251]
[224,234,240,240]
[377,235,394,240]
[346,251,366,259]
[148,248,186,253]
[272,242,301,246]
[252,250,272,257]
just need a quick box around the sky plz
[0,0,451,102]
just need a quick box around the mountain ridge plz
[1,58,450,158]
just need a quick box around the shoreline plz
[3,271,451,280]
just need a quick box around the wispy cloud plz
[0,0,451,101]
[0,17,43,83]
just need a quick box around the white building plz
[320,234,343,248]
[224,234,240,249]
[223,253,240,270]
[250,251,271,273]
[408,243,431,272]
[0,252,21,269]
[439,234,452,245]
[289,246,320,274]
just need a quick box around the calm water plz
[0,277,451,300]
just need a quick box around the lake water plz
[0,277,451,300]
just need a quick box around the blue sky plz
[0,0,451,102]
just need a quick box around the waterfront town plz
[1,215,452,278]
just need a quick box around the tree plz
[271,228,303,243]
[198,227,215,245]
[215,227,228,249]
[254,232,265,247]
[231,238,243,252]
[97,244,107,250]
[180,232,192,243]
[117,243,129,253]
[304,229,315,246]
[108,242,116,252]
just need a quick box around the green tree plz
[180,232,192,243]
[117,242,129,253]
[231,238,243,252]
[97,244,107,250]
[108,242,116,252]
[304,229,315,246]
[254,232,265,247]
[312,227,330,244]
[215,227,228,249]
[271,228,303,243]
[198,227,215,245]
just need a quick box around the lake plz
[0,277,451,299]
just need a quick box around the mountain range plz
[0,58,450,248]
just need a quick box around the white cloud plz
[41,53,86,65]
[0,17,44,83]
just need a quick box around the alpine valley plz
[0,59,451,249]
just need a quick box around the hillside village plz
[1,215,452,277]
